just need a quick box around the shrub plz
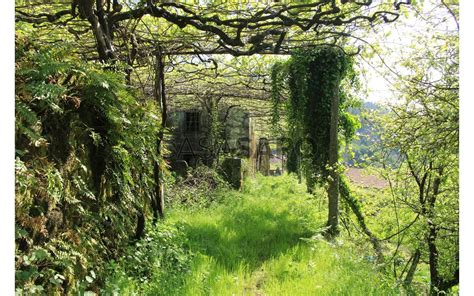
[102,223,193,295]
[166,165,231,209]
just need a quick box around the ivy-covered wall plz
[15,35,162,294]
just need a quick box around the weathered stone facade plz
[166,105,256,168]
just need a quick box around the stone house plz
[165,105,258,169]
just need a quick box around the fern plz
[15,100,41,143]
[15,35,164,294]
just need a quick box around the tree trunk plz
[427,172,442,295]
[152,46,167,221]
[80,0,115,62]
[339,177,383,262]
[203,97,219,167]
[404,249,421,287]
[416,167,457,294]
[326,85,340,237]
[427,219,439,295]
[296,149,302,184]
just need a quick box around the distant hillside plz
[344,101,389,167]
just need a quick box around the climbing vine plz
[271,46,382,248]
[271,46,356,185]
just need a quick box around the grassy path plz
[104,175,399,295]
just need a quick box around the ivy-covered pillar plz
[309,48,348,237]
[326,80,340,236]
[152,45,167,221]
[271,46,350,238]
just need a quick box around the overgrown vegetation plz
[272,47,351,183]
[102,174,401,295]
[13,0,458,294]
[15,34,162,294]
[271,47,363,237]
[166,166,230,209]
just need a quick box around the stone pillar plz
[257,138,271,176]
[220,157,244,190]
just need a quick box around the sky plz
[358,0,458,104]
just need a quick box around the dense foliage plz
[271,47,359,186]
[15,34,162,294]
[359,2,459,293]
[271,46,367,238]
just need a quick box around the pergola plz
[16,0,410,218]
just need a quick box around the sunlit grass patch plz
[103,174,399,295]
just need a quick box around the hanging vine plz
[271,46,382,248]
[272,46,353,184]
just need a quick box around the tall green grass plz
[103,174,399,295]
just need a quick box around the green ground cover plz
[103,175,399,295]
